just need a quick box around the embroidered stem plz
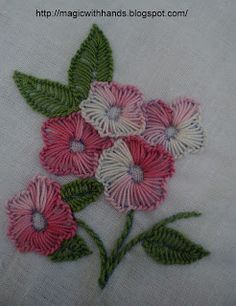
[113,211,202,263]
[76,219,107,284]
[153,211,201,227]
[98,210,134,287]
[98,211,201,288]
[110,210,134,259]
[77,211,203,289]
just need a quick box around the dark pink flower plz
[40,112,112,177]
[7,176,77,256]
[96,137,175,212]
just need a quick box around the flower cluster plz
[7,25,209,284]
[39,81,205,212]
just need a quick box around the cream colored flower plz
[80,81,146,138]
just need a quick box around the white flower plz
[80,81,146,137]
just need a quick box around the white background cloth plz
[0,0,236,305]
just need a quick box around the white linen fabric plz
[0,0,235,305]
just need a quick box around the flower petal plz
[142,100,173,146]
[171,116,206,158]
[142,98,206,159]
[171,97,200,126]
[40,112,111,177]
[96,139,133,184]
[96,137,174,212]
[81,81,146,137]
[7,175,77,256]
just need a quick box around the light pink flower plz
[40,112,112,177]
[96,137,175,212]
[7,176,77,256]
[80,81,146,138]
[142,98,206,159]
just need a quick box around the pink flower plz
[96,137,175,212]
[80,81,146,138]
[40,112,112,177]
[142,98,206,159]
[7,176,77,256]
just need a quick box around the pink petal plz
[7,176,77,256]
[142,100,173,146]
[40,112,110,177]
[81,81,146,137]
[171,97,200,126]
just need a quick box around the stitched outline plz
[8,24,209,289]
[142,98,206,159]
[13,24,113,118]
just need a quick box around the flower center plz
[129,165,143,183]
[32,211,47,232]
[165,126,178,140]
[70,139,85,152]
[107,106,121,121]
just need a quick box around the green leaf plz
[68,24,113,101]
[13,71,79,117]
[61,179,104,212]
[49,236,92,262]
[142,226,210,265]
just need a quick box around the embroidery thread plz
[142,98,206,159]
[7,176,77,256]
[40,112,112,176]
[8,24,209,289]
[7,176,209,289]
[13,24,113,118]
[96,136,175,211]
[80,81,146,137]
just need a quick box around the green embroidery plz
[10,22,210,289]
[68,24,113,101]
[49,236,92,262]
[61,178,103,212]
[75,211,209,289]
[142,226,209,265]
[76,219,107,284]
[13,71,78,117]
[13,24,113,118]
[109,211,134,260]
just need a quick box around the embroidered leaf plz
[61,179,104,212]
[68,24,113,101]
[49,236,92,262]
[13,71,79,117]
[142,226,209,265]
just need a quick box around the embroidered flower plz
[7,176,77,256]
[96,137,175,212]
[80,81,146,138]
[40,112,112,177]
[142,98,206,159]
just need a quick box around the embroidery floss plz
[142,98,206,159]
[80,81,146,137]
[96,136,175,211]
[7,176,77,255]
[8,24,210,290]
[40,112,112,176]
[77,211,209,289]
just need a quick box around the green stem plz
[154,211,201,228]
[110,210,134,259]
[99,211,201,288]
[78,211,201,289]
[76,219,107,285]
[98,210,134,288]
